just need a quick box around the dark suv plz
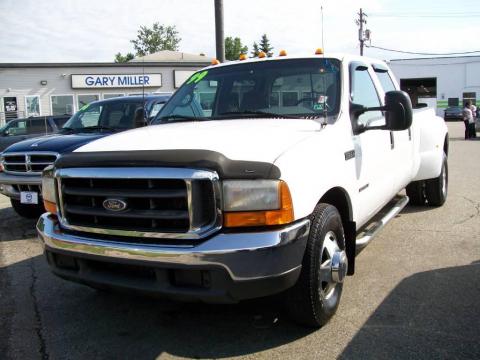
[0,95,170,217]
[0,115,71,152]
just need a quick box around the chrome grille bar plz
[56,167,222,240]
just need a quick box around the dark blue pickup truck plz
[0,94,170,217]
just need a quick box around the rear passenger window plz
[375,70,396,93]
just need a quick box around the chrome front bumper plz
[37,214,310,301]
[0,172,41,199]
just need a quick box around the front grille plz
[2,152,58,174]
[57,168,220,240]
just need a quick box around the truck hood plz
[3,133,109,154]
[75,119,321,163]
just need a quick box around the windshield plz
[62,100,145,131]
[153,58,341,123]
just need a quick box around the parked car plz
[0,115,71,152]
[443,106,463,121]
[38,54,448,327]
[0,94,170,218]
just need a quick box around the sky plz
[0,0,479,63]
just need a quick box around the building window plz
[51,95,74,115]
[463,92,476,106]
[77,94,99,110]
[448,98,459,107]
[25,95,41,116]
[103,94,124,99]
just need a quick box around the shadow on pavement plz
[0,206,38,242]
[340,261,480,359]
[3,253,314,359]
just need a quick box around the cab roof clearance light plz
[258,51,266,58]
[315,48,324,55]
[211,58,220,65]
[279,50,287,56]
[239,54,248,61]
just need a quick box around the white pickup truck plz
[37,53,448,327]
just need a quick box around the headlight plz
[222,180,294,227]
[42,165,57,214]
[223,180,280,211]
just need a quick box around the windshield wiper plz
[80,125,117,132]
[155,114,211,124]
[60,127,77,133]
[219,110,303,119]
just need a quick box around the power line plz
[366,45,480,56]
[369,12,480,18]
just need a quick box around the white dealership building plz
[389,55,480,117]
[0,51,211,125]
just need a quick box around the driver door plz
[350,63,394,226]
[0,119,29,152]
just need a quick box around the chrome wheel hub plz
[318,231,348,300]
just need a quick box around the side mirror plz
[384,91,412,131]
[351,90,412,133]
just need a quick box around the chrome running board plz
[356,195,409,252]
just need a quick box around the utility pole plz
[356,8,368,56]
[214,0,225,62]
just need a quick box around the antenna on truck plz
[321,5,325,54]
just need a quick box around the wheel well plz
[444,134,449,156]
[319,187,352,224]
[319,187,356,275]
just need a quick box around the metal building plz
[389,55,480,117]
[0,51,211,125]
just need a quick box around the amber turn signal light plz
[44,200,57,215]
[223,181,294,227]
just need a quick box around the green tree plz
[114,52,135,63]
[259,34,274,57]
[131,23,181,56]
[225,36,248,61]
[250,42,260,57]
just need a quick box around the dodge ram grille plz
[2,152,58,174]
[56,167,221,240]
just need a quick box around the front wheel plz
[10,199,45,219]
[425,153,448,206]
[284,203,347,327]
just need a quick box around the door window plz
[374,70,396,93]
[28,118,52,134]
[351,68,383,125]
[5,120,27,136]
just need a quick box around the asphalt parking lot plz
[0,121,479,360]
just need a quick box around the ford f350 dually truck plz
[37,53,448,327]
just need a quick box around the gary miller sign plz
[71,74,162,88]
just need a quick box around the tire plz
[406,180,426,206]
[425,153,448,206]
[10,199,45,219]
[284,203,347,327]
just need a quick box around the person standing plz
[470,102,477,138]
[463,101,473,139]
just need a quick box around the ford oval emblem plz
[103,198,128,212]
